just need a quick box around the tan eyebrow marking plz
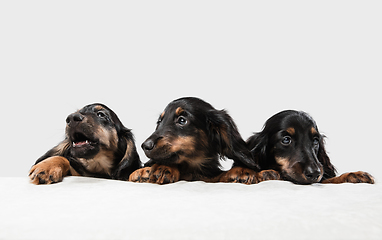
[286,127,295,135]
[175,107,184,116]
[160,111,165,119]
[311,127,318,135]
[94,105,104,111]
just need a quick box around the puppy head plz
[249,110,335,184]
[35,103,139,179]
[142,97,258,170]
[65,103,120,159]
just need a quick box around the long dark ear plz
[112,128,142,180]
[318,135,337,180]
[246,132,268,169]
[34,139,71,165]
[207,109,259,171]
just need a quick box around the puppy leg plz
[129,167,152,183]
[219,167,258,184]
[149,164,180,184]
[29,156,70,184]
[322,171,374,184]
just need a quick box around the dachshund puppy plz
[129,97,260,184]
[29,103,141,184]
[243,110,374,184]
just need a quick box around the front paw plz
[129,167,152,182]
[219,167,258,184]
[322,171,375,184]
[29,156,70,185]
[149,164,180,184]
[256,169,281,182]
[129,165,180,184]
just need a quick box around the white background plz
[1,1,381,180]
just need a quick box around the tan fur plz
[322,171,374,184]
[29,156,70,184]
[276,156,325,183]
[286,127,295,135]
[130,165,180,184]
[219,167,258,184]
[129,167,151,182]
[178,155,208,169]
[218,168,280,184]
[311,127,318,135]
[95,127,118,150]
[170,136,196,154]
[275,156,305,181]
[149,164,180,184]
[275,156,290,170]
[78,149,114,176]
[94,105,104,111]
[29,103,138,184]
[256,169,281,182]
[175,107,184,116]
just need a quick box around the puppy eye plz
[313,138,320,147]
[177,116,187,125]
[97,112,106,118]
[97,112,110,122]
[281,136,292,145]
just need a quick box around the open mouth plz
[71,132,97,148]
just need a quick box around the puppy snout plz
[66,113,84,127]
[304,166,321,182]
[142,139,156,152]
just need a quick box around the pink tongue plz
[75,141,88,146]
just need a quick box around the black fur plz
[32,103,141,181]
[140,97,259,182]
[247,110,336,184]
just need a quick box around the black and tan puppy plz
[129,97,261,184]
[241,110,374,184]
[29,103,141,184]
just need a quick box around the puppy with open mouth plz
[29,103,141,184]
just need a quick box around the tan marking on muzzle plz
[170,136,196,154]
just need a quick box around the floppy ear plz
[318,135,337,180]
[246,132,268,168]
[207,109,259,171]
[112,128,142,180]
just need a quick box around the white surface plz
[1,177,381,240]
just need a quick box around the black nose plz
[142,139,155,152]
[304,167,321,182]
[66,113,84,127]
